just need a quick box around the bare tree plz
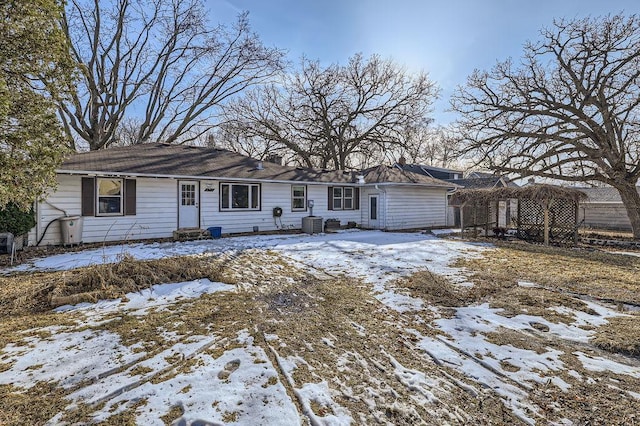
[451,14,640,238]
[58,0,284,151]
[221,54,438,169]
[399,125,461,168]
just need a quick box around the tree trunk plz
[616,182,640,239]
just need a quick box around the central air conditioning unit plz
[302,216,323,234]
[0,232,14,254]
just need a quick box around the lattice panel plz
[516,198,578,245]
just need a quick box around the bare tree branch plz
[58,0,285,151]
[220,53,438,169]
[451,14,640,237]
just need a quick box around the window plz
[343,187,353,210]
[328,186,359,210]
[333,187,343,209]
[82,177,136,217]
[292,185,307,211]
[97,178,123,215]
[220,183,260,210]
[181,183,196,206]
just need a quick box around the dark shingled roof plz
[59,143,455,187]
[397,164,463,180]
[361,165,458,187]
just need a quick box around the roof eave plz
[56,169,362,186]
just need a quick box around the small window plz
[343,187,354,210]
[329,186,358,210]
[292,185,307,211]
[97,178,123,215]
[220,183,260,210]
[333,187,343,210]
[181,183,196,206]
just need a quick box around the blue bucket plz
[208,226,222,239]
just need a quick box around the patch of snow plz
[0,329,142,389]
[413,334,537,425]
[88,331,299,425]
[574,352,640,377]
[430,228,461,235]
[296,380,352,426]
[55,279,234,315]
[628,390,640,400]
[321,338,335,348]
[607,251,640,258]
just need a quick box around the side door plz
[368,194,380,228]
[178,181,200,228]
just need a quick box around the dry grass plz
[1,243,639,424]
[452,240,640,359]
[592,314,640,356]
[400,270,466,306]
[454,241,640,305]
[0,254,231,318]
[0,382,68,426]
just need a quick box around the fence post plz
[543,201,550,246]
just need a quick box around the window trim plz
[96,177,124,216]
[219,182,261,211]
[291,185,307,212]
[329,186,358,211]
[343,187,354,210]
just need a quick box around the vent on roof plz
[256,161,264,170]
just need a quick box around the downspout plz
[374,184,387,230]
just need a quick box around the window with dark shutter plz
[81,177,95,216]
[82,176,136,216]
[327,186,358,210]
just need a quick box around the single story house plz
[396,160,517,228]
[575,186,638,232]
[30,143,458,246]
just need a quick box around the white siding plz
[35,177,364,245]
[34,175,448,245]
[35,175,178,246]
[359,187,384,229]
[201,182,362,234]
[384,186,448,230]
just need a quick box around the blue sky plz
[209,0,637,123]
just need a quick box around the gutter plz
[56,169,460,189]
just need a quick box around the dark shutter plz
[124,179,136,215]
[328,187,333,210]
[81,177,95,216]
[354,187,360,210]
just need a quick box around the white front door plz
[178,181,199,228]
[368,194,380,228]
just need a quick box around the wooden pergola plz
[450,184,587,245]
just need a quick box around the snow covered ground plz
[1,230,638,425]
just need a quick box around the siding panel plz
[384,187,448,230]
[579,202,632,231]
[37,176,448,244]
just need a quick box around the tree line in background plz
[3,1,640,237]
